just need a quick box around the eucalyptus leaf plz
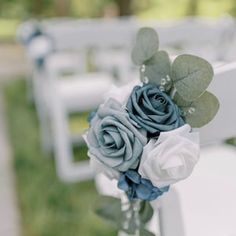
[171,54,213,101]
[139,201,154,223]
[141,50,171,87]
[179,91,220,128]
[140,228,156,236]
[173,91,191,107]
[94,196,122,227]
[132,27,159,65]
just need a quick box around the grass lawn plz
[0,18,18,42]
[139,0,233,19]
[3,79,117,236]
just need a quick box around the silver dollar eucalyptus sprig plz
[131,27,219,128]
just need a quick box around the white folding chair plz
[47,72,113,182]
[38,52,114,181]
[40,18,139,84]
[159,62,236,236]
[24,30,114,182]
[23,20,138,182]
[37,52,88,153]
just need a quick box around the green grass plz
[3,79,117,236]
[0,18,18,42]
[69,112,89,134]
[139,0,233,19]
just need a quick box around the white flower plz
[90,156,120,180]
[28,36,52,60]
[104,79,140,105]
[139,124,200,188]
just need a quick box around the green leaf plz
[139,201,154,223]
[141,50,171,87]
[173,91,191,107]
[171,54,214,101]
[178,91,220,128]
[94,196,122,227]
[140,228,156,236]
[122,217,137,235]
[132,27,159,65]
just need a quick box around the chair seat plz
[95,145,236,236]
[55,73,114,112]
[160,144,236,236]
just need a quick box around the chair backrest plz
[200,62,236,145]
[44,52,86,79]
[41,18,139,51]
[153,17,236,62]
[39,17,235,56]
[159,62,236,236]
[20,17,236,62]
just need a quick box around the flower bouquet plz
[84,27,219,235]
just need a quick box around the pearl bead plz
[141,65,146,73]
[143,76,149,83]
[188,107,196,114]
[161,78,167,86]
[166,75,171,82]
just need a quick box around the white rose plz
[90,156,120,180]
[104,79,140,105]
[139,124,200,188]
[28,36,52,60]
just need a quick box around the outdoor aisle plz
[0,44,29,81]
[0,92,21,236]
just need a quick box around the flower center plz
[151,95,167,111]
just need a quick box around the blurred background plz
[1,0,236,236]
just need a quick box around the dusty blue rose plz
[87,110,97,124]
[126,84,185,137]
[87,98,147,172]
[118,170,169,201]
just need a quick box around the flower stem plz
[120,194,141,236]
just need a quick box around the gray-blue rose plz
[87,98,147,172]
[126,84,185,137]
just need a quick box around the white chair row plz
[95,62,236,236]
[39,16,236,63]
[18,18,139,183]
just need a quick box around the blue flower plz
[86,99,147,172]
[126,84,185,138]
[118,170,169,201]
[87,110,97,124]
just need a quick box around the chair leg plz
[38,103,52,154]
[32,74,52,154]
[158,188,185,236]
[50,97,94,182]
